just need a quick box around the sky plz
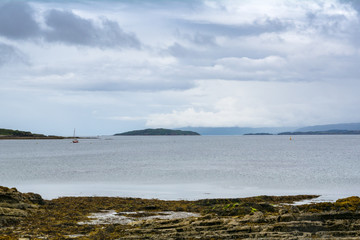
[1,0,360,136]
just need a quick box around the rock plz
[279,208,288,215]
[289,205,300,213]
[279,213,297,222]
[241,211,265,223]
[24,192,45,205]
[2,193,360,239]
[327,220,349,231]
[143,205,158,210]
[0,186,44,227]
[0,207,28,217]
[265,215,279,223]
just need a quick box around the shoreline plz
[0,136,98,140]
[9,182,355,203]
[1,186,360,239]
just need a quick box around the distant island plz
[244,133,273,135]
[115,128,200,136]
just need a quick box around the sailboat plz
[72,128,79,143]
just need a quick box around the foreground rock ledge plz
[1,186,360,239]
[0,186,44,227]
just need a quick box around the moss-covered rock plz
[0,186,44,227]
[2,186,360,239]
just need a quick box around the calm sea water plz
[1,135,360,201]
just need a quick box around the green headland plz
[0,128,64,139]
[115,128,200,136]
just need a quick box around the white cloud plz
[146,80,360,128]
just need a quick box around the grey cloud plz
[0,43,27,66]
[79,80,194,92]
[0,2,140,49]
[122,0,204,12]
[44,10,141,48]
[166,41,277,66]
[191,32,216,46]
[167,42,222,65]
[340,0,360,12]
[168,43,194,58]
[305,10,349,36]
[0,2,40,39]
[178,18,287,37]
[305,3,360,46]
[337,0,360,46]
[45,10,95,45]
[176,31,216,46]
[167,18,288,64]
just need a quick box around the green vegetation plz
[298,196,360,213]
[244,133,273,135]
[0,128,63,139]
[115,128,200,136]
[0,128,45,137]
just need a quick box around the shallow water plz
[1,135,359,200]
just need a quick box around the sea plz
[1,135,360,201]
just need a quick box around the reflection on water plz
[1,135,360,200]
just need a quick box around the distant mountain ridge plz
[179,123,360,135]
[178,127,297,135]
[296,123,360,132]
[279,130,360,135]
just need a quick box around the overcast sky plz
[1,0,360,136]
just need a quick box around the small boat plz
[72,129,79,143]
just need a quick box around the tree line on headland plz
[115,128,200,136]
[0,128,63,139]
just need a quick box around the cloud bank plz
[1,0,360,135]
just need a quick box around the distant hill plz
[178,127,297,135]
[115,128,200,136]
[296,123,360,132]
[179,123,360,135]
[278,130,360,135]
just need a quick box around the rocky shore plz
[1,186,360,239]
